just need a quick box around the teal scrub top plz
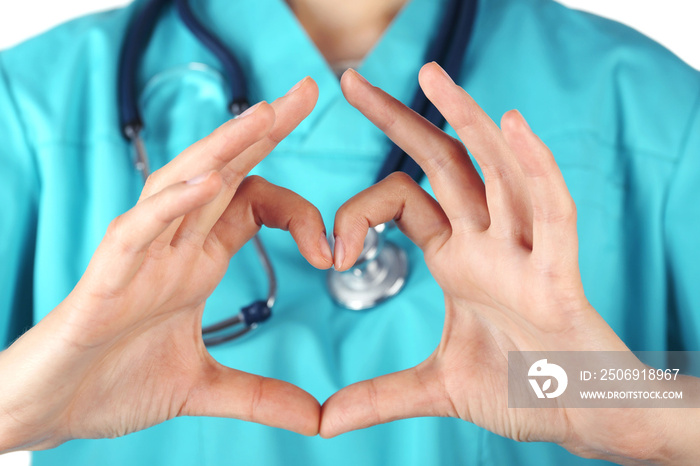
[1,0,699,464]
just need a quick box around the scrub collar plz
[183,0,448,139]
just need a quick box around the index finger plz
[340,69,488,229]
[139,101,276,199]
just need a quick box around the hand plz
[0,78,332,452]
[320,64,668,462]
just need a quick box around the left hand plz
[0,78,330,452]
[320,64,668,463]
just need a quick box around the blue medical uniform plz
[1,0,699,464]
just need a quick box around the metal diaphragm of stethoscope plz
[327,223,408,311]
[117,0,478,344]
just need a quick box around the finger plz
[340,69,488,231]
[82,172,222,294]
[219,77,318,189]
[205,176,333,269]
[332,172,450,271]
[143,102,276,250]
[173,77,319,247]
[183,363,321,436]
[320,363,451,438]
[418,62,532,240]
[140,102,275,199]
[500,110,578,268]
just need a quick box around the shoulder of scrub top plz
[469,0,700,165]
[0,1,139,71]
[0,2,143,148]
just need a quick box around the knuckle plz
[248,376,266,422]
[530,255,563,280]
[265,128,284,145]
[426,137,464,176]
[532,208,567,224]
[246,174,265,184]
[172,227,206,249]
[366,379,382,425]
[383,172,423,211]
[240,175,266,191]
[532,200,576,225]
[335,203,368,231]
[299,202,322,222]
[210,122,237,149]
[444,136,467,159]
[148,192,176,225]
[225,167,249,187]
[106,215,124,241]
[143,168,164,193]
[453,105,481,132]
[288,210,318,235]
[376,100,400,134]
[106,215,136,254]
[384,170,414,187]
[481,163,509,182]
[349,215,372,237]
[335,200,354,219]
[568,200,578,220]
[480,154,516,182]
[523,152,557,179]
[335,205,369,234]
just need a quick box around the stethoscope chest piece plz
[327,224,408,310]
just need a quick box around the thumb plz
[320,362,453,438]
[183,362,321,436]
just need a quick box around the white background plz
[0,0,699,69]
[0,1,698,465]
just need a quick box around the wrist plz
[0,314,82,453]
[649,376,700,464]
[567,376,698,464]
[562,408,664,464]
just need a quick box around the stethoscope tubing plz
[201,236,276,346]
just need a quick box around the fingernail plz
[433,61,454,84]
[350,69,369,85]
[236,101,262,119]
[186,171,210,185]
[333,236,345,270]
[286,77,306,96]
[319,232,333,264]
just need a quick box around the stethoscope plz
[118,0,477,345]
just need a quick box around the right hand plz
[319,66,651,462]
[0,77,331,453]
